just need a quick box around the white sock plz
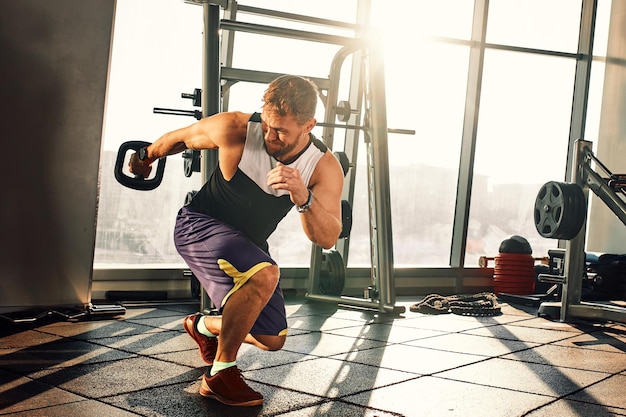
[210,361,236,376]
[196,315,216,338]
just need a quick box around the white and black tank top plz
[188,113,327,251]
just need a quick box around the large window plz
[370,0,474,266]
[467,50,576,260]
[465,0,610,264]
[95,1,609,274]
[486,0,581,52]
[95,0,203,267]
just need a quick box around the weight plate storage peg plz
[319,249,346,296]
[534,181,586,240]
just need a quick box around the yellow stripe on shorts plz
[218,259,272,305]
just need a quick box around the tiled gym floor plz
[1,295,626,417]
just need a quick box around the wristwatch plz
[297,189,314,213]
[138,147,149,161]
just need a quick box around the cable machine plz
[187,0,406,314]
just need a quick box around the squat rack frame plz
[189,0,405,314]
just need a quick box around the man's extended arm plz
[129,112,249,178]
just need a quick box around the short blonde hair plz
[262,75,318,125]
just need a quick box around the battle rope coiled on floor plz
[410,292,501,316]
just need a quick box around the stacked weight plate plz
[534,181,586,240]
[493,253,535,295]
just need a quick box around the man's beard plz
[264,139,298,161]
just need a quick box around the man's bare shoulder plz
[226,111,254,121]
[310,150,345,187]
[203,111,252,137]
[220,112,253,145]
[209,111,253,128]
[319,150,344,174]
[184,111,253,151]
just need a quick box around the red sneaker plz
[183,313,218,365]
[199,366,264,407]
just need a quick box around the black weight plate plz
[334,151,350,177]
[534,181,585,240]
[319,250,345,296]
[557,183,586,240]
[534,181,563,238]
[339,200,352,239]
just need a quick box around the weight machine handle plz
[113,140,167,191]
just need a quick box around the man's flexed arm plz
[303,153,344,248]
[267,152,344,249]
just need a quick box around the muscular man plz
[129,75,344,407]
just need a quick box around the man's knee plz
[250,264,280,295]
[260,264,280,282]
[253,334,286,351]
[269,335,286,351]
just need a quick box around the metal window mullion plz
[449,0,488,290]
[566,0,597,182]
[366,33,396,311]
[561,0,597,321]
